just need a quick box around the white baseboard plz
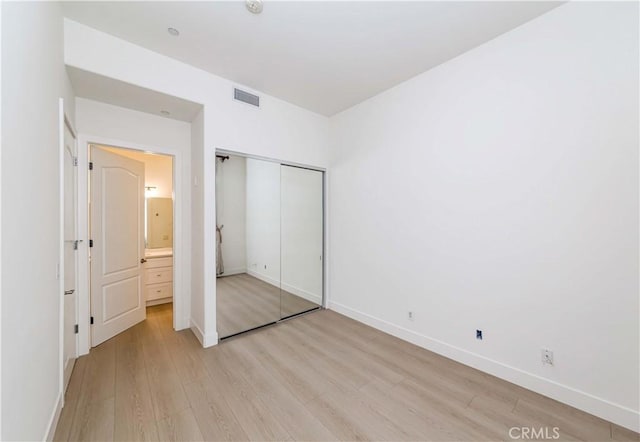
[146,297,172,307]
[281,282,322,305]
[190,320,205,345]
[329,301,640,433]
[247,269,280,287]
[45,391,63,442]
[246,270,322,305]
[203,330,219,348]
[190,319,219,348]
[218,267,246,277]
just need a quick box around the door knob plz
[141,258,147,263]
[64,289,75,296]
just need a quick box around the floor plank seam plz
[466,394,477,408]
[112,339,120,441]
[60,305,640,442]
[63,360,86,442]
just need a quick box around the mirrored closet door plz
[215,154,324,339]
[280,165,323,319]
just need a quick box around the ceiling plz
[67,66,203,122]
[62,1,562,116]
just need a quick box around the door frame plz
[58,99,78,403]
[76,134,186,356]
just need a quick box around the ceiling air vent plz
[234,88,260,107]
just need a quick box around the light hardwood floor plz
[217,273,319,338]
[54,304,639,442]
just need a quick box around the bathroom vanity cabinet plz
[144,255,173,306]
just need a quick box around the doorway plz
[86,143,175,348]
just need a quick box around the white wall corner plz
[189,319,205,346]
[203,331,219,348]
[328,301,640,433]
[45,392,63,442]
[190,319,218,348]
[219,267,247,277]
[176,316,191,331]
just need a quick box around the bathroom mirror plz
[146,197,173,249]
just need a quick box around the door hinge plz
[90,316,94,325]
[89,161,93,170]
[73,156,78,167]
[74,324,79,334]
[89,239,93,248]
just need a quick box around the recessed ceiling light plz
[167,27,179,36]
[245,0,263,14]
[160,110,170,116]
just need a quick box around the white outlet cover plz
[541,349,554,365]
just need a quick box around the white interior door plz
[63,121,78,390]
[90,146,145,346]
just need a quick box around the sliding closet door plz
[216,154,324,339]
[280,165,324,318]
[216,155,281,338]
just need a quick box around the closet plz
[215,153,324,339]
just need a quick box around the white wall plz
[216,156,246,275]
[1,2,75,440]
[0,3,3,437]
[75,98,192,332]
[245,158,281,285]
[101,146,173,199]
[190,109,206,343]
[329,1,639,431]
[141,154,173,198]
[76,98,190,155]
[65,19,330,346]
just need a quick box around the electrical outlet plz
[476,329,483,340]
[408,311,414,321]
[542,349,554,366]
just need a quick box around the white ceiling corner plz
[67,66,203,122]
[62,1,562,116]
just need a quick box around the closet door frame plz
[215,148,326,311]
